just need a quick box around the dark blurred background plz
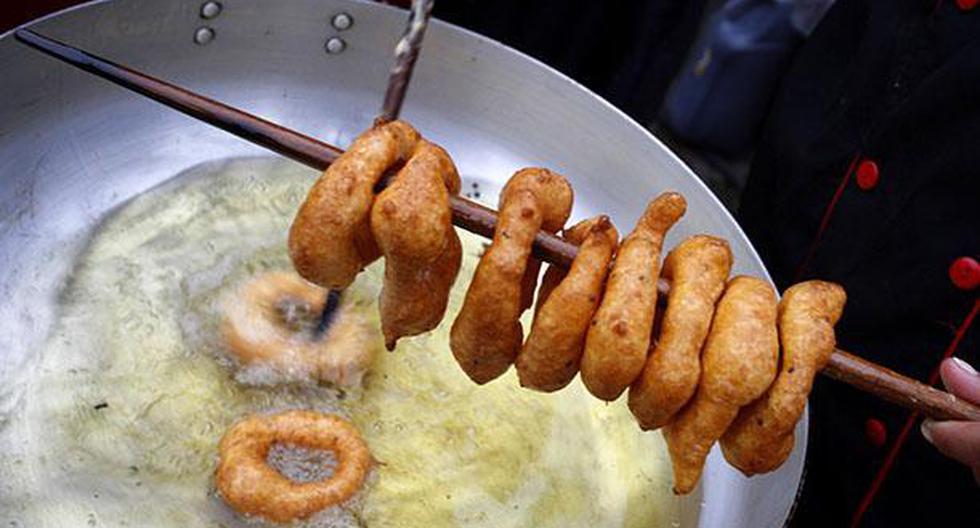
[1,0,81,32]
[432,0,751,208]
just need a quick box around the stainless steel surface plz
[0,0,805,526]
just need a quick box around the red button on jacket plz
[865,418,887,448]
[949,256,980,290]
[957,0,978,12]
[856,159,880,190]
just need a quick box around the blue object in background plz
[662,0,833,155]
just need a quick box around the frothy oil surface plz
[0,158,679,527]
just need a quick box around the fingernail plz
[951,357,978,376]
[920,420,935,445]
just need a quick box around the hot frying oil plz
[0,158,678,527]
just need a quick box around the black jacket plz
[740,0,979,525]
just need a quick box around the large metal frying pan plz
[0,0,804,526]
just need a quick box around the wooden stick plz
[377,0,434,123]
[824,352,980,421]
[15,29,979,422]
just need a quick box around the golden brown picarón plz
[628,235,733,431]
[721,280,846,476]
[371,140,462,350]
[450,168,573,384]
[221,271,375,387]
[516,215,619,392]
[663,276,779,494]
[289,120,419,289]
[215,410,373,523]
[580,192,686,401]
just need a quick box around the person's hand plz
[921,357,980,484]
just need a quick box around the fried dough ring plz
[663,276,778,494]
[516,216,619,392]
[628,235,733,430]
[289,120,419,289]
[222,272,375,387]
[580,192,686,401]
[216,410,372,523]
[371,140,462,350]
[531,215,617,314]
[450,168,573,384]
[721,280,846,475]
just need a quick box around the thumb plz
[920,357,980,484]
[940,357,980,405]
